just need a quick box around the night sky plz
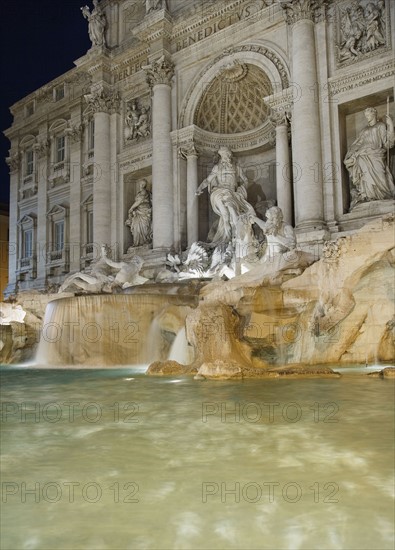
[0,0,92,207]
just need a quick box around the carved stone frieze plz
[328,60,395,97]
[171,122,275,155]
[143,56,175,87]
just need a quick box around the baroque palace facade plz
[4,0,395,296]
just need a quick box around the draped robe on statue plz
[344,121,395,208]
[205,162,255,244]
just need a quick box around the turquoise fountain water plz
[1,366,394,550]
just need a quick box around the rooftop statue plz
[81,0,106,47]
[145,0,168,14]
[196,146,256,244]
[344,107,394,210]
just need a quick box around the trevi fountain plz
[1,1,394,549]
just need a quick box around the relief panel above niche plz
[336,0,391,68]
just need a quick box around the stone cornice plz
[328,59,395,98]
[111,47,150,72]
[277,0,329,25]
[170,123,274,154]
[133,9,173,45]
[172,0,271,40]
[264,88,294,112]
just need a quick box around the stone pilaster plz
[144,57,175,249]
[270,110,293,225]
[5,152,20,296]
[33,134,50,285]
[280,0,327,231]
[85,88,120,249]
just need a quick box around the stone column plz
[86,89,120,249]
[181,144,199,247]
[271,111,292,225]
[280,0,326,230]
[66,123,83,271]
[144,57,175,249]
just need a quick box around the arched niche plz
[179,43,290,130]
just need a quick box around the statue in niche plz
[125,100,151,142]
[196,146,256,244]
[81,0,106,47]
[337,0,386,63]
[145,0,168,14]
[59,245,147,293]
[344,107,394,210]
[125,179,153,247]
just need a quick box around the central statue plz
[196,146,256,244]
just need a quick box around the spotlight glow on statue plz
[344,107,394,210]
[196,146,256,244]
[81,0,106,47]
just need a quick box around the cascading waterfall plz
[168,327,194,365]
[35,292,195,367]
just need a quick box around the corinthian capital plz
[84,88,121,114]
[269,108,291,127]
[277,0,328,25]
[143,56,174,88]
[179,142,199,159]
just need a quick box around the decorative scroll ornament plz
[143,56,175,88]
[84,89,121,114]
[277,0,328,25]
[6,152,21,173]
